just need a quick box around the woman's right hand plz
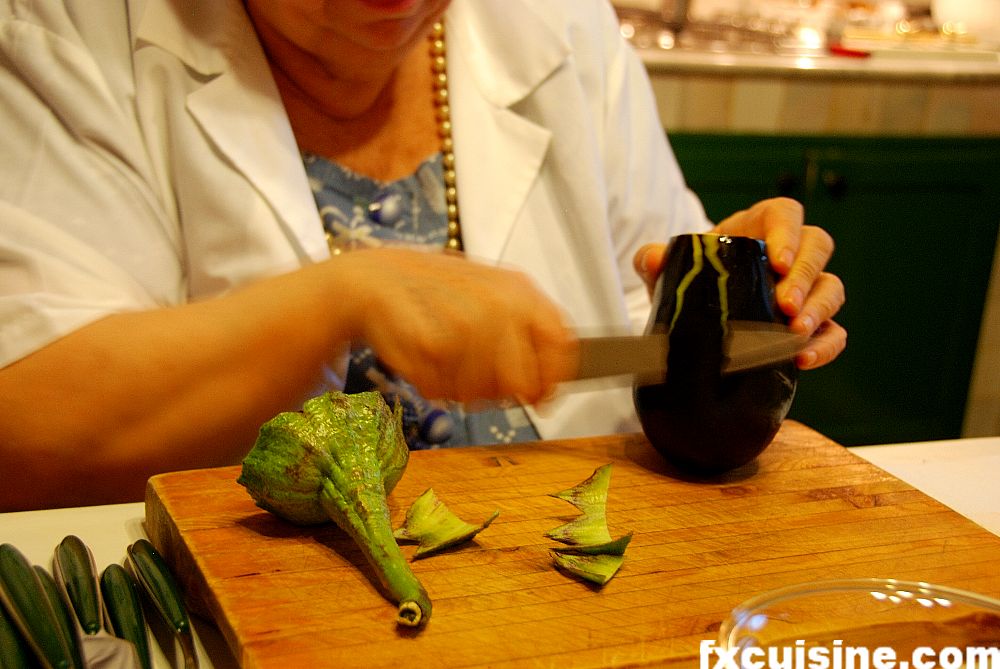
[335,248,579,405]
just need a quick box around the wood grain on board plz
[145,421,1000,668]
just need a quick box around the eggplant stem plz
[396,601,423,627]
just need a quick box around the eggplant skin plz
[633,234,798,475]
[634,360,797,474]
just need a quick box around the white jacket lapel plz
[186,70,326,263]
[446,0,569,265]
[135,0,327,264]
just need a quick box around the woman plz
[0,0,845,510]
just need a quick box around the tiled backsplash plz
[647,68,1000,136]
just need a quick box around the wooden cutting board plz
[144,421,1000,668]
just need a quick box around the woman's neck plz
[247,11,441,180]
[251,14,404,120]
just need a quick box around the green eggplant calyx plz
[551,532,633,557]
[318,477,432,626]
[545,464,631,586]
[394,488,500,559]
[550,552,625,586]
[396,601,423,627]
[545,463,614,546]
[239,391,432,627]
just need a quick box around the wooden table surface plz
[144,421,1000,668]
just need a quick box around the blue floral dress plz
[304,152,540,450]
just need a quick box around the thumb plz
[634,243,667,294]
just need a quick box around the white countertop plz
[2,435,997,668]
[853,435,1000,535]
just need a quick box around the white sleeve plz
[595,0,712,331]
[0,202,163,367]
[0,6,183,369]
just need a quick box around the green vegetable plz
[545,464,631,586]
[126,540,189,637]
[101,564,152,669]
[0,543,83,669]
[551,533,633,556]
[238,391,430,627]
[33,565,83,668]
[550,553,625,586]
[53,536,102,636]
[394,488,499,558]
[0,594,33,669]
[126,540,195,669]
[546,464,615,546]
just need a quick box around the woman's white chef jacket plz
[0,0,710,439]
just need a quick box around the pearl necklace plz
[430,21,463,252]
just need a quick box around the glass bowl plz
[718,578,1000,660]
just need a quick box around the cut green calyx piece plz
[550,553,625,586]
[552,533,632,556]
[238,391,430,627]
[546,463,614,545]
[394,488,500,559]
[545,464,631,585]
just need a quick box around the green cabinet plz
[668,134,1000,445]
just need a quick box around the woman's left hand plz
[634,197,847,370]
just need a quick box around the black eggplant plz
[633,233,798,474]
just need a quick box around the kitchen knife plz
[575,321,809,382]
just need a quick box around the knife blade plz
[575,333,669,382]
[574,321,809,382]
[722,321,812,373]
